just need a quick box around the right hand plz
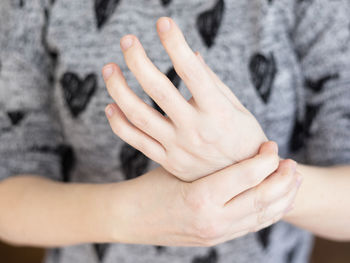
[109,142,302,247]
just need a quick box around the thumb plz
[258,141,278,156]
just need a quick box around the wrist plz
[79,183,124,244]
[104,177,148,244]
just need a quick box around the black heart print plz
[95,0,121,29]
[119,144,149,180]
[344,112,350,120]
[152,67,181,115]
[51,248,61,262]
[7,111,25,125]
[192,248,218,263]
[305,73,339,93]
[94,243,109,262]
[160,0,172,6]
[196,0,225,48]
[31,144,76,182]
[155,246,166,253]
[303,104,321,138]
[286,245,298,263]
[60,72,97,118]
[289,118,304,152]
[249,52,277,104]
[289,103,321,152]
[257,225,273,250]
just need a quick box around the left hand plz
[108,142,301,246]
[102,17,267,182]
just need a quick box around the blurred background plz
[1,238,350,263]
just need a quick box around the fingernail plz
[121,36,133,51]
[105,104,115,118]
[158,17,171,33]
[102,65,114,80]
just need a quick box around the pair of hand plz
[102,17,302,246]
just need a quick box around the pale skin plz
[0,16,348,249]
[103,17,350,241]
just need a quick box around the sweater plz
[1,0,350,262]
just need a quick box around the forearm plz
[284,165,350,241]
[0,175,119,247]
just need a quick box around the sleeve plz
[0,0,63,181]
[291,0,350,166]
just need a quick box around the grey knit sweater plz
[1,0,350,262]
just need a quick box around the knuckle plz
[129,111,149,129]
[145,81,167,102]
[194,221,218,241]
[111,119,124,136]
[176,59,197,81]
[246,167,264,187]
[184,186,211,214]
[193,218,223,245]
[177,60,209,87]
[195,127,220,145]
[165,153,189,177]
[214,104,235,121]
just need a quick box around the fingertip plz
[259,141,278,155]
[277,159,297,175]
[120,34,136,51]
[157,17,172,33]
[102,63,116,81]
[105,103,117,118]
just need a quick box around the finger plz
[244,175,301,229]
[260,159,299,204]
[105,103,166,164]
[156,17,224,107]
[224,159,300,220]
[119,35,195,125]
[219,175,300,245]
[224,192,296,240]
[102,63,174,144]
[195,52,248,113]
[196,141,279,205]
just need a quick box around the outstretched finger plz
[119,35,195,125]
[103,63,174,145]
[156,17,225,108]
[105,103,167,164]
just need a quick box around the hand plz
[110,142,302,246]
[102,17,267,182]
